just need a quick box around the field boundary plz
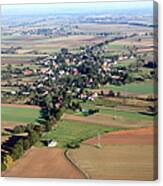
[64,149,90,179]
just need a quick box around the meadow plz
[42,120,118,147]
[102,81,154,94]
[1,105,40,123]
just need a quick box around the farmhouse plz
[46,139,58,147]
[23,69,33,76]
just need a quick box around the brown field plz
[84,127,155,145]
[1,104,41,110]
[3,147,85,179]
[68,144,155,180]
[112,36,153,47]
[62,113,153,128]
[2,35,106,55]
[78,23,152,34]
[2,121,28,131]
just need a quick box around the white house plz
[47,139,58,147]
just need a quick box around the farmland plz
[1,1,157,180]
[3,147,85,178]
[68,144,155,180]
[1,105,40,123]
[42,120,118,147]
[102,80,154,94]
[67,126,156,180]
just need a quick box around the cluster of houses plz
[2,32,156,103]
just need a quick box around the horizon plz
[1,1,153,16]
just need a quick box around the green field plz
[1,106,40,123]
[42,120,118,147]
[78,101,153,121]
[103,81,154,94]
[98,107,153,121]
[113,59,136,67]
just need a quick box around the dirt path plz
[3,147,85,179]
[1,104,41,110]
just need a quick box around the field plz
[102,80,154,94]
[84,127,155,145]
[68,144,155,180]
[68,126,156,180]
[3,147,85,178]
[63,112,153,129]
[2,35,106,58]
[42,120,118,147]
[1,105,40,123]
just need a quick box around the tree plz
[23,138,31,150]
[28,130,39,145]
[11,139,24,160]
[2,155,13,169]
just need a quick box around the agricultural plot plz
[102,80,154,94]
[68,144,155,180]
[63,112,153,129]
[1,105,40,123]
[42,120,118,147]
[84,127,155,145]
[3,147,85,178]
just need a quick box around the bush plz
[66,141,80,149]
[2,155,13,169]
[23,138,31,150]
[11,139,24,160]
[13,125,26,134]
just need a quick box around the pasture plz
[1,105,40,123]
[63,112,153,129]
[102,81,154,94]
[42,120,118,147]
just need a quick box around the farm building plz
[45,139,58,147]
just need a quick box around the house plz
[46,139,57,147]
[23,69,33,76]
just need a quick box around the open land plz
[3,147,85,178]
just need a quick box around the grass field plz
[102,81,154,94]
[114,58,137,67]
[80,100,153,121]
[1,106,40,123]
[42,120,118,147]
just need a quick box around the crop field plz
[84,127,155,145]
[113,58,137,67]
[3,147,85,178]
[1,105,40,123]
[112,36,153,47]
[63,112,153,129]
[68,144,155,180]
[102,80,154,94]
[42,120,118,147]
[1,54,47,64]
[78,23,152,34]
[2,34,106,56]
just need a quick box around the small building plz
[23,69,33,76]
[46,139,58,147]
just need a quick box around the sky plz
[1,1,153,16]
